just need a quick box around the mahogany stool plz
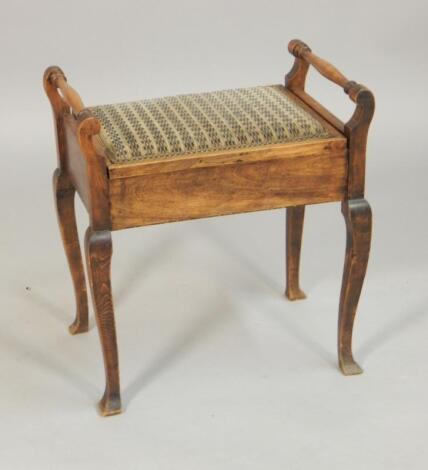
[44,40,375,416]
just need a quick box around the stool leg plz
[338,199,372,375]
[85,228,122,416]
[285,206,306,300]
[53,169,89,334]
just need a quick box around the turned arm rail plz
[286,39,371,103]
[287,39,359,98]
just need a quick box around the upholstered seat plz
[89,85,333,164]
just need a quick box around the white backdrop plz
[1,1,427,469]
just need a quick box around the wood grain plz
[76,110,111,230]
[285,39,375,200]
[285,205,306,300]
[53,169,89,334]
[344,87,375,198]
[288,39,350,89]
[51,73,85,114]
[107,137,346,179]
[338,198,372,375]
[45,67,90,335]
[62,115,91,210]
[288,89,346,134]
[109,151,347,230]
[85,228,121,416]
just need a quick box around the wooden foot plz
[99,391,122,417]
[85,228,122,416]
[338,199,372,375]
[53,169,89,334]
[285,206,306,300]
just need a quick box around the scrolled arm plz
[44,66,100,140]
[285,40,375,199]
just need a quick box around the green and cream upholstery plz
[89,85,332,164]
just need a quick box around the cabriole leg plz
[53,168,89,334]
[338,198,372,375]
[85,228,121,416]
[285,205,306,300]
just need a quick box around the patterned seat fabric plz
[89,85,332,164]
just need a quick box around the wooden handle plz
[288,39,354,92]
[50,71,85,114]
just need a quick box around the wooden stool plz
[44,40,374,416]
